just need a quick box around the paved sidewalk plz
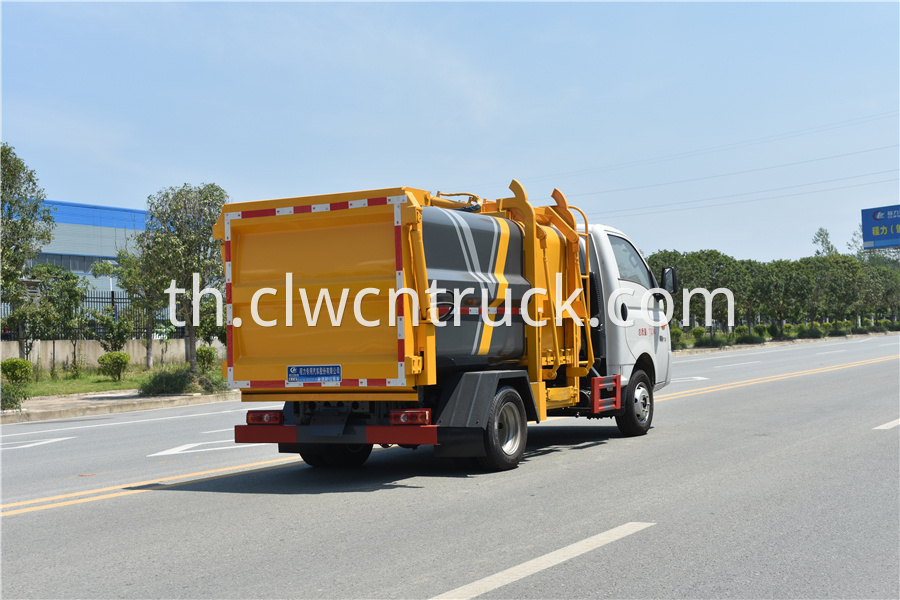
[1,388,240,425]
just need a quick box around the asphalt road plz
[2,335,898,599]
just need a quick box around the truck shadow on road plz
[133,423,623,497]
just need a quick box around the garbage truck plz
[213,179,676,470]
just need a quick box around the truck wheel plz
[615,369,653,436]
[324,443,373,468]
[297,445,329,468]
[478,386,527,471]
[298,444,373,468]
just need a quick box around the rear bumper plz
[235,424,439,446]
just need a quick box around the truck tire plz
[478,386,527,471]
[298,443,373,468]
[615,369,653,436]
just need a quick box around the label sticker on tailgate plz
[287,365,342,383]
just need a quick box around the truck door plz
[607,235,671,387]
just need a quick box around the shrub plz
[827,328,847,337]
[798,327,824,339]
[821,322,834,334]
[196,346,219,372]
[690,326,707,341]
[1,382,28,411]
[196,372,228,394]
[862,318,873,327]
[796,323,808,335]
[88,306,133,353]
[851,326,869,335]
[735,334,766,345]
[1,358,33,383]
[753,324,768,338]
[890,321,900,332]
[670,328,687,350]
[734,325,749,336]
[97,351,130,381]
[693,337,728,348]
[139,366,229,396]
[783,323,794,336]
[767,323,780,339]
[139,366,196,396]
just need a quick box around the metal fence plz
[1,292,184,342]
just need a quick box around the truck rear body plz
[214,180,672,469]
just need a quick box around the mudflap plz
[431,369,536,458]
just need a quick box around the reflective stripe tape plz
[226,195,410,389]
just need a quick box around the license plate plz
[287,365,342,383]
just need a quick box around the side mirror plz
[661,267,677,295]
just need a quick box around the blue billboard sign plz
[861,205,900,249]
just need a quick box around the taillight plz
[246,411,284,425]
[390,409,431,425]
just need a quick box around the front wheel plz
[615,369,653,436]
[478,386,527,471]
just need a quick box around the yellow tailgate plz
[214,188,419,394]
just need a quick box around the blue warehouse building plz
[33,200,147,292]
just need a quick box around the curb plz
[1,390,240,425]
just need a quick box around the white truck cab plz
[586,225,674,393]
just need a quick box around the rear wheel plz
[298,443,373,468]
[615,369,653,436]
[478,386,527,471]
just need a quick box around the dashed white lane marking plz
[0,437,76,450]
[713,361,761,369]
[874,419,900,430]
[149,440,268,456]
[202,428,235,434]
[816,350,846,355]
[670,376,710,383]
[429,522,655,600]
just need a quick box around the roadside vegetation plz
[648,227,900,348]
[1,357,227,409]
[670,318,898,352]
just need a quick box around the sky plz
[2,2,898,263]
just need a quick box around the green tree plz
[759,259,810,334]
[93,249,169,368]
[727,259,765,330]
[848,224,900,270]
[143,183,228,373]
[1,143,55,301]
[646,250,685,326]
[682,249,735,333]
[31,263,90,372]
[197,292,226,346]
[812,227,838,257]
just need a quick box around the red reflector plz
[390,409,431,425]
[246,411,284,425]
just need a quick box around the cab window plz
[609,235,653,289]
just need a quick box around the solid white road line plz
[429,522,655,600]
[874,419,900,430]
[816,350,846,355]
[714,361,761,368]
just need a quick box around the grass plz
[25,369,151,397]
[17,363,226,398]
